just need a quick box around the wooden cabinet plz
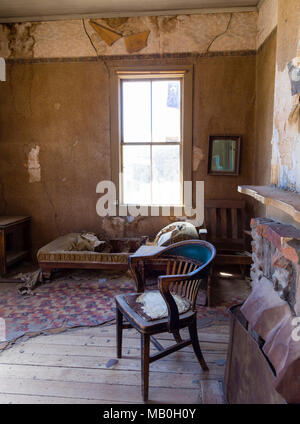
[0,216,31,276]
[225,304,286,404]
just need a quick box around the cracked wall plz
[255,0,300,211]
[0,22,39,58]
[0,12,257,58]
[0,54,255,252]
[1,5,298,256]
[0,11,257,252]
[272,0,300,192]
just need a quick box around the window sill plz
[118,204,188,218]
[120,204,185,208]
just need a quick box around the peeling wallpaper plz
[0,2,299,248]
[271,0,300,192]
[0,55,256,250]
[0,10,258,251]
[255,0,300,195]
[0,12,258,59]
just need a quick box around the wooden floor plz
[0,321,228,404]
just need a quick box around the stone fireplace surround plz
[250,217,300,314]
[240,217,300,403]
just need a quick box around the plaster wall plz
[256,0,278,49]
[254,0,300,209]
[0,54,255,251]
[0,12,257,59]
[271,0,300,192]
[255,29,277,188]
[0,10,257,251]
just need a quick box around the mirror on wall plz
[207,135,241,176]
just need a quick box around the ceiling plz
[0,0,260,23]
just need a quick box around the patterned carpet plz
[0,269,249,350]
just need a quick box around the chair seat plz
[123,290,191,321]
[116,293,196,334]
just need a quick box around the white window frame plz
[110,65,193,213]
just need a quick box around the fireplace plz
[250,217,300,314]
[225,186,300,404]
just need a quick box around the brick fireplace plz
[236,217,300,403]
[250,217,300,315]
[225,186,300,404]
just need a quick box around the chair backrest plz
[204,200,247,251]
[162,257,203,308]
[159,240,216,309]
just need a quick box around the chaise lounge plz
[37,233,148,278]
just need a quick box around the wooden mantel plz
[238,185,300,223]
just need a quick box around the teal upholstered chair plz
[115,240,216,402]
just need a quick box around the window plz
[111,66,193,209]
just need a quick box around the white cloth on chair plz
[136,290,190,320]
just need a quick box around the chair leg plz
[173,329,183,343]
[141,333,150,402]
[189,319,209,371]
[116,306,123,359]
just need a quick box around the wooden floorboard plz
[0,352,225,376]
[0,364,213,388]
[0,324,228,404]
[9,342,227,361]
[0,394,138,404]
[0,376,203,403]
[23,337,228,352]
[26,330,229,346]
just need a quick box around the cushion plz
[124,290,190,321]
[69,233,104,252]
[154,221,199,246]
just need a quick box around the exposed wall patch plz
[0,12,257,59]
[5,22,39,58]
[124,30,150,53]
[89,20,122,46]
[193,146,204,171]
[26,145,41,183]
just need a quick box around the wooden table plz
[130,244,164,258]
[0,216,31,276]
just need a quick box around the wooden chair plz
[115,240,216,402]
[202,200,252,305]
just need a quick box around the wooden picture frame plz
[207,135,241,176]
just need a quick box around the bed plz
[37,233,148,278]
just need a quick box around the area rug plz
[0,270,134,350]
[0,270,249,351]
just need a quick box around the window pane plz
[152,80,181,142]
[152,145,181,205]
[122,145,151,204]
[122,81,151,143]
